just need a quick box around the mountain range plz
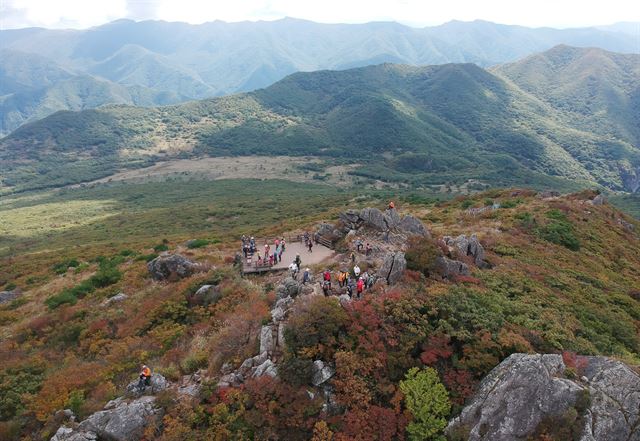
[1,45,638,195]
[0,18,638,135]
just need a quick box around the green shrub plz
[405,237,441,277]
[536,210,580,251]
[52,259,80,274]
[400,367,451,441]
[153,244,169,252]
[0,363,46,420]
[4,282,17,291]
[65,390,85,416]
[186,239,211,249]
[180,351,208,374]
[45,290,78,309]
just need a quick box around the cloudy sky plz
[1,0,638,30]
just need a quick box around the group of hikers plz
[289,259,375,299]
[241,235,286,267]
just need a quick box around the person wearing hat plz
[303,268,310,285]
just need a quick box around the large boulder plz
[446,353,640,441]
[443,234,487,267]
[102,292,127,307]
[147,254,199,281]
[360,207,387,231]
[383,208,401,229]
[259,325,276,355]
[435,256,470,280]
[52,396,162,441]
[0,290,19,304]
[187,284,221,306]
[312,360,336,386]
[271,296,294,323]
[377,252,407,285]
[276,277,301,299]
[398,215,430,237]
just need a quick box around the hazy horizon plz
[2,0,639,31]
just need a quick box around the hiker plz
[365,243,372,256]
[347,277,356,298]
[303,268,310,285]
[304,231,310,245]
[275,238,280,248]
[388,201,395,210]
[241,235,247,246]
[250,237,256,248]
[355,239,363,252]
[269,254,274,265]
[350,252,356,263]
[264,243,270,258]
[137,365,151,389]
[323,269,331,288]
[278,246,283,262]
[353,264,361,278]
[356,277,364,299]
[243,244,248,259]
[308,240,313,253]
[256,252,262,266]
[367,274,375,289]
[295,254,301,268]
[338,271,346,287]
[322,281,330,296]
[289,261,299,278]
[281,238,286,251]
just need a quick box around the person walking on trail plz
[304,231,310,246]
[278,246,283,263]
[264,243,270,258]
[323,269,332,288]
[350,252,356,263]
[355,239,363,252]
[338,271,346,288]
[356,277,364,299]
[347,277,356,298]
[138,365,151,389]
[275,238,280,248]
[256,252,262,266]
[308,240,313,253]
[365,243,372,256]
[322,281,330,296]
[303,268,310,285]
[289,261,299,278]
[295,254,301,268]
[281,238,286,252]
[353,264,361,278]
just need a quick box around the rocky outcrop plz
[377,252,406,285]
[443,234,487,267]
[312,360,336,387]
[147,254,199,281]
[446,353,640,441]
[51,396,162,441]
[338,207,430,237]
[591,194,607,206]
[101,292,127,307]
[187,284,221,306]
[435,256,470,279]
[276,277,301,299]
[0,290,20,304]
[126,374,169,397]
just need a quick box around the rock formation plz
[377,252,407,285]
[446,353,640,441]
[0,289,20,304]
[443,234,487,267]
[51,396,163,441]
[336,207,430,238]
[435,256,470,280]
[147,254,199,281]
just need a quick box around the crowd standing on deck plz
[240,225,378,299]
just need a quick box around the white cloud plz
[1,0,638,30]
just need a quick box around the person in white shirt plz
[353,264,361,278]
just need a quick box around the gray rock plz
[446,353,640,441]
[443,234,486,267]
[188,284,221,306]
[383,208,401,230]
[126,374,169,397]
[618,218,635,232]
[271,296,294,323]
[312,360,336,386]
[435,256,470,279]
[276,277,301,299]
[50,426,97,441]
[277,323,286,349]
[0,290,19,304]
[591,194,607,206]
[253,359,278,378]
[69,395,162,441]
[360,207,387,231]
[220,362,234,375]
[218,372,242,388]
[259,325,275,354]
[102,292,127,306]
[377,252,407,285]
[398,215,430,237]
[147,254,199,281]
[338,294,352,306]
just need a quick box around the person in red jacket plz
[356,277,364,299]
[323,269,331,288]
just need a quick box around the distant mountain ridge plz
[0,18,638,135]
[1,46,638,195]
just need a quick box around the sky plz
[1,0,639,30]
